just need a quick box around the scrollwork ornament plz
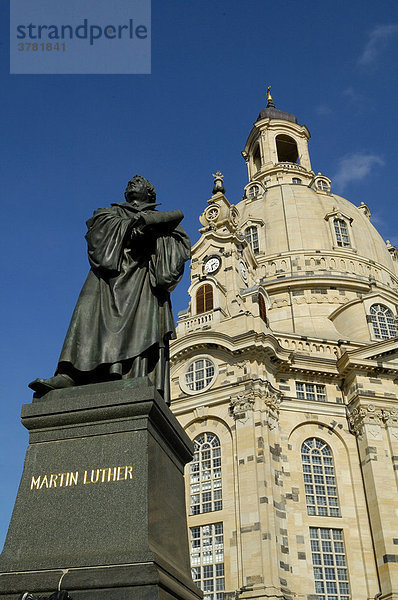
[348,404,383,438]
[382,407,398,428]
[264,383,282,430]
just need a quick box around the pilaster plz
[229,380,286,600]
[348,398,398,600]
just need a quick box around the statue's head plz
[125,175,158,210]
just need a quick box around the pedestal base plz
[0,378,201,600]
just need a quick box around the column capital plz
[348,403,383,439]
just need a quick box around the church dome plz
[237,94,398,341]
[237,184,395,272]
[256,106,298,125]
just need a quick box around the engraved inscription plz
[30,465,133,490]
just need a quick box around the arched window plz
[253,145,261,172]
[333,218,350,248]
[370,304,397,339]
[301,438,340,517]
[258,293,267,322]
[245,226,259,254]
[292,177,302,185]
[196,284,213,314]
[190,433,222,515]
[276,134,299,163]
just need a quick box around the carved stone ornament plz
[205,206,220,221]
[348,404,383,438]
[229,380,282,428]
[264,383,282,430]
[382,407,398,428]
[212,171,225,194]
[229,207,239,228]
[229,392,255,421]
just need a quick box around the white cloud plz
[358,24,398,66]
[342,87,366,103]
[316,104,332,116]
[341,87,369,113]
[333,153,384,190]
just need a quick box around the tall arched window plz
[190,432,222,515]
[258,293,267,322]
[301,438,340,517]
[196,284,213,314]
[370,304,397,339]
[333,218,350,248]
[245,226,259,254]
[253,145,261,172]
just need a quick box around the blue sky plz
[1,0,398,548]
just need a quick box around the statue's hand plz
[130,227,145,241]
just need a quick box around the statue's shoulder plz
[86,205,121,229]
[94,205,120,215]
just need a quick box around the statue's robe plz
[56,202,190,401]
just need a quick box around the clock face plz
[239,260,248,282]
[204,256,221,274]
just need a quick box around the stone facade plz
[170,100,398,600]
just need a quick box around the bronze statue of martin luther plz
[29,175,190,405]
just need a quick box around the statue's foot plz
[28,373,75,395]
[109,362,123,380]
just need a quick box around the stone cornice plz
[261,274,371,295]
[171,330,292,366]
[171,329,342,379]
[337,339,398,377]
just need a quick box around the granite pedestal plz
[0,377,202,600]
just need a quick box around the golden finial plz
[266,85,275,107]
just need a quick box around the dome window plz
[247,184,260,199]
[276,134,299,164]
[333,218,351,248]
[369,304,397,340]
[317,179,329,191]
[325,210,355,251]
[245,225,259,254]
[196,284,213,314]
[253,144,261,172]
[292,177,302,185]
